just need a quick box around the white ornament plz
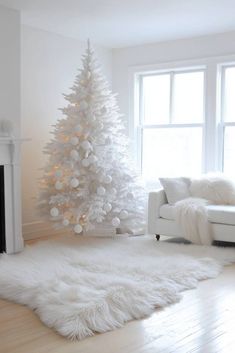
[99,172,105,182]
[112,217,120,227]
[119,210,129,219]
[55,181,63,190]
[110,187,117,195]
[70,136,79,146]
[127,192,134,200]
[70,149,79,160]
[62,219,69,226]
[104,203,112,213]
[70,178,79,188]
[54,170,63,178]
[82,158,90,167]
[90,165,98,173]
[80,100,88,111]
[97,186,106,196]
[97,216,103,223]
[50,207,59,217]
[101,106,107,114]
[74,224,83,234]
[81,140,91,150]
[88,154,97,164]
[104,175,112,184]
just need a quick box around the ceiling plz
[1,0,235,48]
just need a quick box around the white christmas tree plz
[38,41,145,234]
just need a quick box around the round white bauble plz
[110,188,117,195]
[62,219,69,226]
[55,181,63,190]
[112,217,120,227]
[97,186,106,196]
[88,154,97,164]
[74,224,83,234]
[50,207,59,217]
[99,172,105,182]
[54,170,63,178]
[70,178,79,188]
[90,165,98,173]
[70,136,79,146]
[119,210,129,220]
[79,100,88,111]
[70,149,79,161]
[127,192,134,200]
[82,158,90,167]
[81,140,91,150]
[104,202,112,213]
[104,175,112,184]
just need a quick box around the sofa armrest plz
[147,189,167,234]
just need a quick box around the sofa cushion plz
[207,205,235,226]
[159,203,235,226]
[160,204,175,220]
[159,177,191,205]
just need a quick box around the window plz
[138,69,205,179]
[221,66,235,175]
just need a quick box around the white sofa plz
[148,189,235,243]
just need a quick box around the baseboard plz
[22,221,146,240]
[22,221,66,240]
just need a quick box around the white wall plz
[21,25,112,237]
[112,31,235,136]
[0,5,20,135]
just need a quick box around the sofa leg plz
[155,234,160,241]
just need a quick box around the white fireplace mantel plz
[0,137,29,254]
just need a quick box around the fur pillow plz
[190,175,235,205]
[159,177,191,205]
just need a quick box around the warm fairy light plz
[80,214,87,225]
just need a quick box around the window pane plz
[223,126,235,175]
[142,127,202,178]
[143,75,170,124]
[224,67,235,122]
[173,71,204,123]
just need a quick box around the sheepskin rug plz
[0,235,235,340]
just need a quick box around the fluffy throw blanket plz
[174,176,235,245]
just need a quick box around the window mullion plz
[169,72,174,124]
[138,76,144,173]
[217,66,226,172]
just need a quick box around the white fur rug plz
[0,235,235,340]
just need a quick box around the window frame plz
[128,54,235,179]
[137,67,206,175]
[219,64,235,172]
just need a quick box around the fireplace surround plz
[0,138,24,254]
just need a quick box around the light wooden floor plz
[0,238,235,353]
